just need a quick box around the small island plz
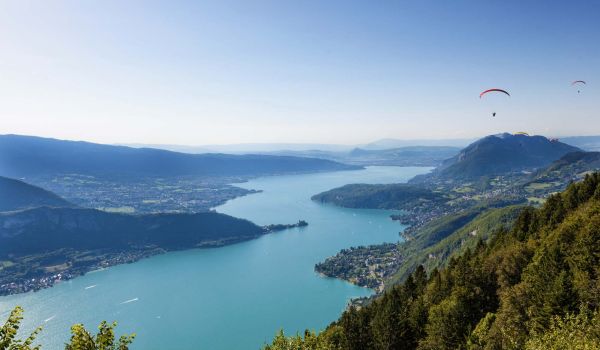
[263,220,308,232]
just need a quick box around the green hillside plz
[264,173,600,349]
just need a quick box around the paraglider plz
[572,80,586,93]
[479,88,511,98]
[514,132,529,136]
[480,88,510,117]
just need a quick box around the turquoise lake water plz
[0,166,431,349]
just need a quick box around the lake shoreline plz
[0,222,308,297]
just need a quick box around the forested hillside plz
[264,173,600,349]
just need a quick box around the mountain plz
[0,176,72,211]
[0,135,359,179]
[0,207,265,257]
[422,133,580,180]
[265,173,600,350]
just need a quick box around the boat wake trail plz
[120,298,139,305]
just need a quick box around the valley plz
[28,173,259,214]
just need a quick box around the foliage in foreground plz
[524,308,600,350]
[264,173,600,350]
[0,306,134,350]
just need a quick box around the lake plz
[0,166,431,349]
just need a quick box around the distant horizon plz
[4,132,600,154]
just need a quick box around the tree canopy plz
[0,307,134,350]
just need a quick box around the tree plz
[0,307,134,350]
[65,321,135,350]
[0,306,41,350]
[524,309,600,350]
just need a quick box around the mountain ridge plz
[0,134,360,179]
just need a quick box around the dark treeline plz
[264,173,600,349]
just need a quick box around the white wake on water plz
[120,298,139,304]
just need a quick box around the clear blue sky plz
[1,0,598,145]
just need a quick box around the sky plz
[0,0,599,145]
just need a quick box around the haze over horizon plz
[1,1,599,145]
